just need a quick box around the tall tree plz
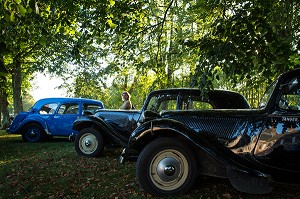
[0,53,10,128]
[1,0,76,113]
[191,0,300,89]
[2,0,299,112]
[1,0,118,113]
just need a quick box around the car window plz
[259,80,277,109]
[160,100,177,111]
[58,103,79,114]
[147,93,213,112]
[147,94,178,112]
[184,100,213,110]
[279,77,300,111]
[39,103,58,114]
[182,95,213,110]
[83,104,103,114]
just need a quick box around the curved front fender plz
[72,115,128,146]
[129,118,209,150]
[73,115,106,130]
[128,118,268,178]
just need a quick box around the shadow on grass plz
[1,130,300,198]
[189,176,300,199]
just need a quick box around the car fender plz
[72,115,128,146]
[129,118,228,162]
[6,112,29,133]
[129,118,269,179]
[8,114,50,135]
[130,118,202,148]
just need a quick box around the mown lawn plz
[1,130,300,199]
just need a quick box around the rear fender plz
[23,117,49,134]
[7,112,28,133]
[9,116,49,135]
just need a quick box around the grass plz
[1,130,300,199]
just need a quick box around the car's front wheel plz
[136,137,197,196]
[75,128,104,157]
[22,123,46,142]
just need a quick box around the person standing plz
[120,91,132,110]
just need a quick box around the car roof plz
[207,90,250,109]
[147,88,250,109]
[33,98,104,109]
[277,68,300,80]
[148,88,240,95]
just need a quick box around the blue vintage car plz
[6,98,104,142]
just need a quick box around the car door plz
[254,77,300,171]
[51,102,80,136]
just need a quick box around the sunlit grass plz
[0,133,20,139]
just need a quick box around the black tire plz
[136,137,197,196]
[75,128,104,157]
[22,123,46,142]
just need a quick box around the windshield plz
[258,80,277,109]
[278,77,300,111]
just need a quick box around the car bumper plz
[68,133,76,141]
[119,148,139,164]
[6,127,14,134]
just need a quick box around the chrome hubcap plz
[85,140,91,146]
[164,164,176,176]
[150,149,189,191]
[29,130,37,137]
[79,133,98,154]
[157,157,180,181]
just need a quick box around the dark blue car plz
[6,98,104,142]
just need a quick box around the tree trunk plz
[0,91,10,130]
[12,61,23,114]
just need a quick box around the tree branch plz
[156,0,175,63]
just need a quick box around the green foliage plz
[22,93,35,111]
[0,60,8,76]
[52,0,300,108]
[192,0,300,89]
[1,0,82,113]
[60,0,203,105]
[63,67,156,109]
[1,0,300,113]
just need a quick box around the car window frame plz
[57,103,80,115]
[38,103,59,115]
[278,77,300,112]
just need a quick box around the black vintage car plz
[120,69,300,196]
[72,89,250,157]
